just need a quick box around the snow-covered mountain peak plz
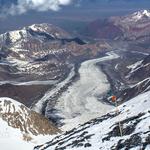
[131,9,150,21]
[27,23,70,39]
[0,23,71,44]
[29,23,53,33]
[142,9,150,17]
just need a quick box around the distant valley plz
[0,10,149,150]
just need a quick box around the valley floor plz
[33,51,119,131]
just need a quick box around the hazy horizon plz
[0,0,150,34]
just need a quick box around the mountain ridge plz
[84,9,150,41]
[0,97,60,137]
[34,91,150,150]
[0,9,149,150]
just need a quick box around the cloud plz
[0,0,73,16]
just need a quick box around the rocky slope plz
[0,97,59,137]
[115,54,150,104]
[34,91,150,150]
[0,96,60,150]
[126,54,150,82]
[118,78,150,104]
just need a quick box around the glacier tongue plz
[45,52,119,131]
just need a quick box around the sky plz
[0,0,150,16]
[0,0,150,34]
